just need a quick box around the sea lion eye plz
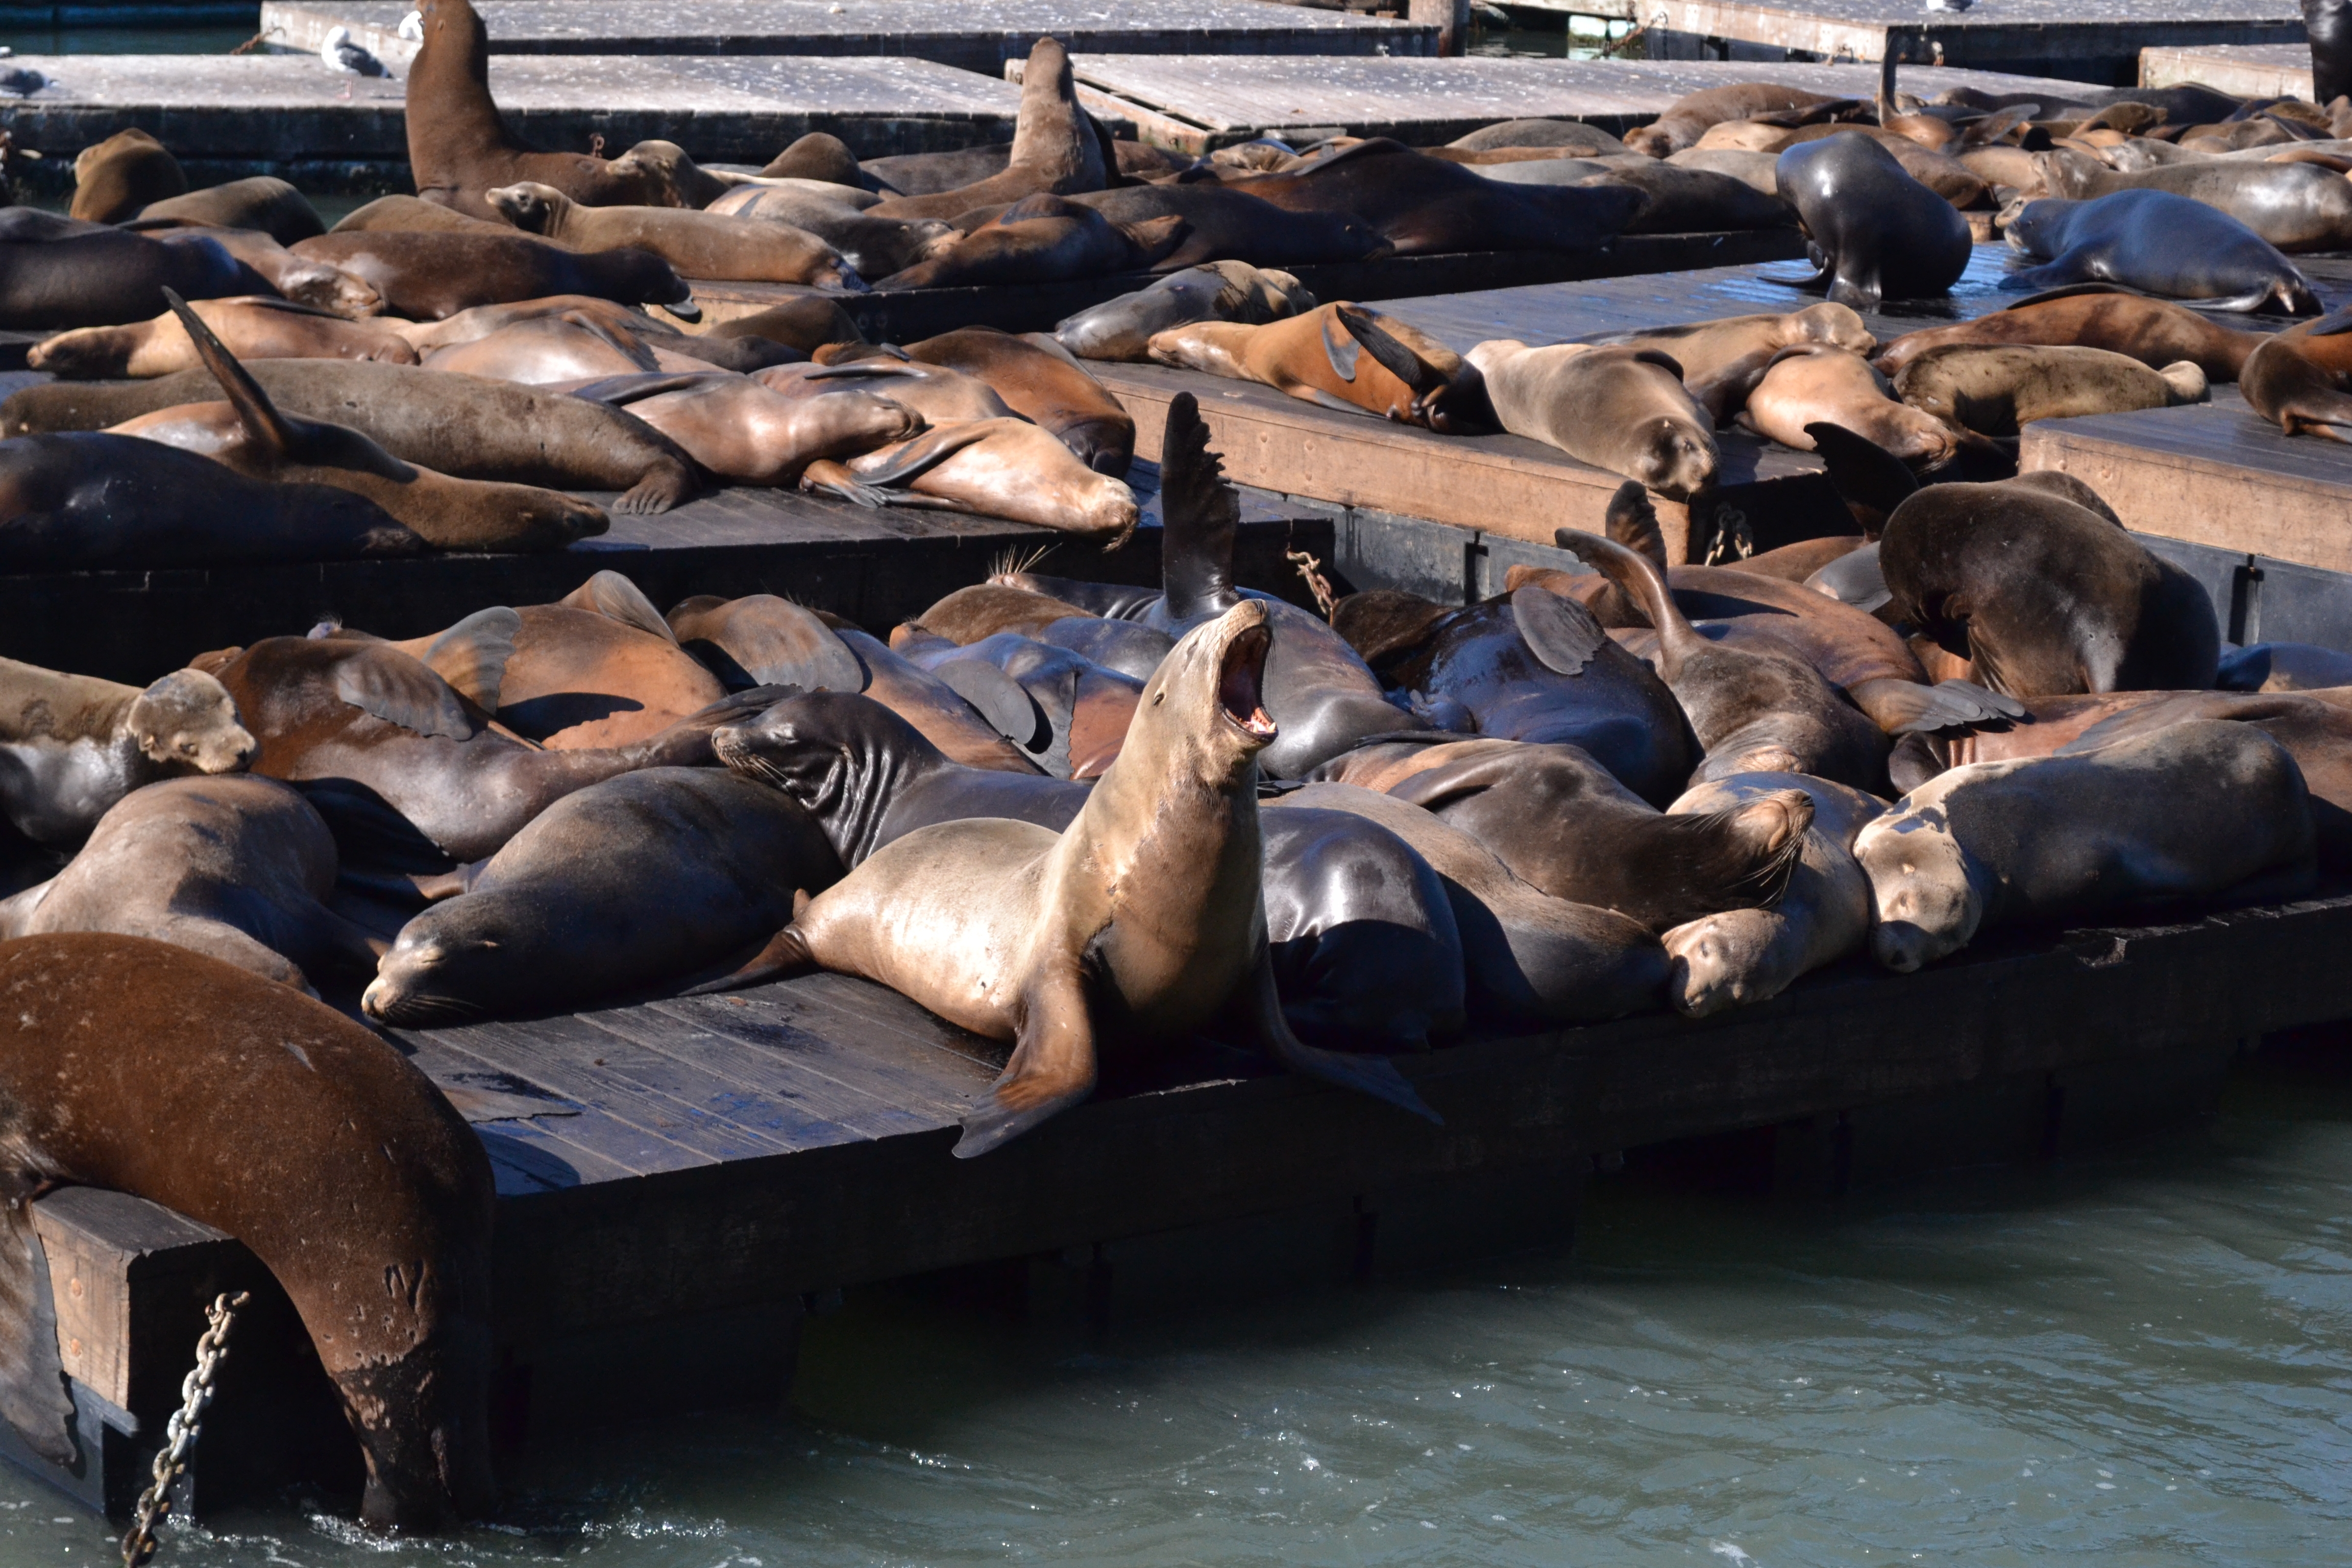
[179,741,197,755]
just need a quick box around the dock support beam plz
[1410,0,1471,55]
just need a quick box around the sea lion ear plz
[163,287,295,460]
[1804,421,1919,534]
[0,1196,81,1468]
[1509,583,1608,676]
[333,644,476,740]
[562,570,676,644]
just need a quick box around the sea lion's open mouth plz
[1219,623,1276,739]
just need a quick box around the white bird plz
[320,25,393,78]
[397,9,424,41]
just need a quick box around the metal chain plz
[119,1291,249,1568]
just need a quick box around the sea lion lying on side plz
[1466,339,1718,500]
[1055,261,1317,361]
[28,296,417,379]
[1149,301,1494,433]
[0,658,253,851]
[487,181,866,290]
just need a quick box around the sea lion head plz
[484,180,565,235]
[1855,797,1984,972]
[1127,598,1276,788]
[365,890,522,1026]
[713,690,933,866]
[129,668,255,773]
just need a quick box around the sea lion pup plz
[1573,301,1875,387]
[1872,283,2264,382]
[1856,721,2315,972]
[0,358,698,514]
[288,231,692,321]
[0,658,252,850]
[0,776,376,994]
[1308,738,1810,933]
[1222,137,1646,256]
[1876,473,2221,696]
[1733,346,1959,467]
[1892,343,2208,436]
[2241,306,2352,438]
[1270,781,1666,1030]
[28,295,415,380]
[404,0,675,218]
[2035,153,2352,252]
[704,602,1438,1155]
[1774,133,1972,309]
[669,593,867,693]
[108,292,605,554]
[567,370,923,487]
[0,932,495,1531]
[1056,262,1316,361]
[1660,771,1882,1016]
[705,182,957,279]
[139,175,326,244]
[69,127,186,222]
[1560,516,1891,792]
[201,634,781,868]
[486,181,867,290]
[1148,301,1496,433]
[1464,339,1718,500]
[865,38,1107,223]
[1625,83,1853,157]
[898,628,1144,779]
[363,767,843,1024]
[2001,191,2321,313]
[757,357,1015,426]
[801,417,1140,543]
[898,327,1139,475]
[876,193,1185,290]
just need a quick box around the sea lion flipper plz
[679,917,818,996]
[0,1196,79,1467]
[162,286,297,458]
[955,961,1097,1159]
[1158,393,1242,622]
[1605,480,1671,572]
[1335,304,1446,395]
[1803,422,1919,535]
[1245,950,1440,1124]
[933,657,1048,752]
[333,644,476,740]
[562,569,676,644]
[1320,309,1362,382]
[1851,675,2027,734]
[1509,584,1608,676]
[420,605,520,711]
[1556,496,1704,668]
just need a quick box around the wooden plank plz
[403,1022,726,1177]
[575,1006,935,1146]
[2140,41,2314,97]
[646,991,992,1122]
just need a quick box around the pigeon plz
[0,68,50,97]
[320,26,392,78]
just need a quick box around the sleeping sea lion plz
[288,232,691,320]
[1477,155,1798,234]
[701,601,1436,1155]
[398,295,797,373]
[669,593,867,693]
[1774,133,1973,308]
[1573,302,1875,387]
[801,417,1139,542]
[1891,343,2207,436]
[565,370,923,487]
[419,314,685,384]
[865,38,1107,222]
[1625,84,1853,157]
[875,193,1184,290]
[138,175,325,245]
[704,182,955,278]
[1149,301,1494,433]
[487,181,865,290]
[2037,153,2352,252]
[757,357,1016,425]
[0,933,495,1531]
[1735,346,1958,466]
[2001,191,2321,313]
[899,326,1138,475]
[29,295,415,379]
[68,128,184,222]
[1464,339,1717,500]
[1055,261,1316,362]
[2241,306,2352,437]
[1221,137,1645,256]
[1872,282,2264,381]
[1066,184,1385,273]
[0,659,252,850]
[898,582,1093,645]
[0,218,258,330]
[332,193,548,240]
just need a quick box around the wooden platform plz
[0,52,1027,193]
[2139,40,2314,99]
[1637,0,2300,88]
[1008,53,2110,152]
[261,0,1435,80]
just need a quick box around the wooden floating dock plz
[260,0,1436,80]
[1637,0,2300,89]
[2138,41,2315,99]
[1008,53,2110,152]
[0,52,1028,191]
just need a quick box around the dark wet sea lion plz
[1067,184,1386,272]
[1625,84,1851,157]
[1055,261,1315,362]
[877,193,1184,290]
[866,38,1106,222]
[1876,474,2221,696]
[488,181,865,289]
[0,932,494,1530]
[2002,191,2321,313]
[1774,133,1972,309]
[30,295,414,379]
[1309,737,1809,932]
[118,217,382,318]
[1873,283,2264,381]
[1,358,698,514]
[0,222,257,329]
[1858,721,2314,971]
[831,625,1048,774]
[901,325,1137,475]
[405,0,675,219]
[0,659,252,850]
[2037,153,2352,253]
[1892,343,2207,436]
[705,603,1434,1153]
[1464,339,1717,500]
[363,767,842,1023]
[68,128,185,222]
[1223,137,1645,256]
[1149,301,1495,434]
[138,175,325,245]
[288,232,690,320]
[2312,0,2352,104]
[668,593,866,694]
[0,775,374,992]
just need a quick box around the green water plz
[0,25,253,55]
[0,1047,2336,1567]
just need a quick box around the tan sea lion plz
[0,932,495,1531]
[704,180,955,279]
[421,315,683,383]
[667,593,866,694]
[1465,339,1718,500]
[120,219,382,317]
[1625,84,1853,157]
[898,582,1094,645]
[1148,301,1493,433]
[802,416,1139,542]
[28,296,416,379]
[333,193,554,241]
[2241,306,2352,438]
[865,38,1106,223]
[704,600,1434,1154]
[68,128,185,222]
[1736,346,1958,465]
[901,326,1137,473]
[1576,302,1875,388]
[1873,283,2264,382]
[755,357,1016,425]
[0,658,252,850]
[566,370,923,486]
[704,295,866,356]
[486,181,865,290]
[1893,343,2207,436]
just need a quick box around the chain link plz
[1285,549,1337,619]
[119,1291,249,1568]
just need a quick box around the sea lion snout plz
[1218,618,1276,741]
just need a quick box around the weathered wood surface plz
[1009,52,2109,150]
[264,0,1435,78]
[2139,41,2315,98]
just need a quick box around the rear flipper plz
[955,960,1098,1158]
[1848,676,2026,734]
[680,910,818,996]
[1243,949,1440,1124]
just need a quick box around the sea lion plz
[486,181,865,290]
[898,582,1092,645]
[2037,153,2352,252]
[0,659,252,851]
[1574,302,1875,388]
[1757,124,1989,207]
[333,193,548,240]
[288,232,691,320]
[0,221,257,330]
[1774,133,1973,308]
[0,932,495,1531]
[421,314,709,384]
[668,593,867,694]
[404,0,676,219]
[28,295,416,379]
[1857,721,2315,971]
[1477,155,1798,234]
[396,295,796,372]
[704,295,866,357]
[1660,771,1882,1015]
[830,624,1047,774]
[1464,339,1718,500]
[1719,534,1866,583]
[138,175,325,245]
[0,358,698,514]
[68,128,185,222]
[1893,343,2208,436]
[363,767,842,1023]
[876,193,1184,290]
[1625,84,1852,157]
[1735,346,1959,466]
[2240,306,2352,437]
[1307,737,1810,933]
[107,293,605,553]
[1873,283,2264,382]
[907,629,1142,779]
[565,370,921,487]
[0,775,375,993]
[1149,301,1494,434]
[119,218,381,317]
[704,602,1434,1154]
[900,326,1138,475]
[704,182,955,278]
[1063,184,1386,273]
[1055,261,1316,362]
[866,38,1107,222]
[2221,643,2352,691]
[756,358,1016,426]
[761,131,869,186]
[1666,146,1784,198]
[1223,137,1644,256]
[801,417,1139,542]
[2002,191,2321,313]
[1561,518,1891,791]
[1451,118,1628,154]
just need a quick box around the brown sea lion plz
[703,600,1434,1154]
[404,0,676,219]
[876,193,1184,290]
[120,218,381,317]
[1575,302,1875,387]
[138,175,325,245]
[899,326,1138,473]
[1149,301,1493,433]
[566,370,922,487]
[0,658,252,851]
[705,295,866,356]
[288,232,691,320]
[68,128,185,222]
[0,932,495,1530]
[1892,343,2207,436]
[486,181,865,290]
[666,594,866,694]
[397,295,800,373]
[1873,283,2263,382]
[801,416,1139,542]
[1064,184,1385,273]
[1625,84,1853,157]
[2241,306,2352,438]
[1477,153,1804,232]
[704,181,955,279]
[898,582,1093,645]
[1736,346,1958,465]
[333,193,551,241]
[756,356,1015,426]
[865,38,1107,223]
[1221,137,1644,256]
[1465,339,1717,500]
[0,775,375,993]
[828,624,1048,775]
[1858,721,2314,971]
[1716,534,1865,583]
[28,296,416,380]
[421,315,686,384]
